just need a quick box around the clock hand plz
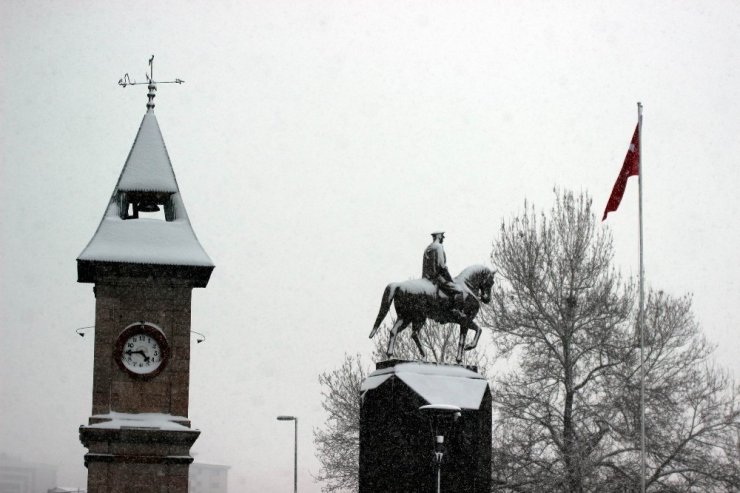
[125,349,151,362]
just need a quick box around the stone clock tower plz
[77,78,214,492]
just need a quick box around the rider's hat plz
[430,231,445,237]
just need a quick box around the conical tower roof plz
[116,110,180,193]
[77,108,214,286]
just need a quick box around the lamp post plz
[277,415,298,493]
[419,404,461,493]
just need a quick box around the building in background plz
[0,454,56,493]
[188,463,229,493]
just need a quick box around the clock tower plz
[77,74,214,492]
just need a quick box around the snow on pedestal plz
[86,412,194,431]
[79,411,201,487]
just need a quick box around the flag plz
[603,124,640,220]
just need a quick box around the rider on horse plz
[422,231,465,320]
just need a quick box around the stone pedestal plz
[359,360,491,493]
[79,416,199,493]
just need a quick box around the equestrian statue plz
[369,232,495,363]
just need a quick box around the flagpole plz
[637,101,646,493]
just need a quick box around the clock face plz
[115,322,169,378]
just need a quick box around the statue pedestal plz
[359,359,491,493]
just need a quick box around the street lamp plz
[419,404,461,493]
[277,415,298,493]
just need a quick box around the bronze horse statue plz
[369,265,495,363]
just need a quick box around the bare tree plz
[313,321,491,492]
[314,353,367,493]
[603,291,740,491]
[484,190,739,492]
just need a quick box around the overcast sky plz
[1,1,739,491]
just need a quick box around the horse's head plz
[460,265,495,304]
[478,268,494,304]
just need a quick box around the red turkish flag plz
[603,124,640,220]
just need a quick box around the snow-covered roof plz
[78,109,213,272]
[117,110,179,192]
[78,202,213,267]
[361,362,489,410]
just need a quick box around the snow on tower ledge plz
[77,109,214,287]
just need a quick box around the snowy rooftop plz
[78,202,213,267]
[117,110,179,192]
[361,362,489,410]
[78,110,213,270]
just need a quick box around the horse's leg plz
[386,318,410,359]
[457,324,469,363]
[411,319,427,360]
[465,320,482,351]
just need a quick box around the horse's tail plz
[369,284,397,339]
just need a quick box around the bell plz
[137,201,160,213]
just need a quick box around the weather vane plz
[118,55,184,109]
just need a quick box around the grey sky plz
[1,1,738,491]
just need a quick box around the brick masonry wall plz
[87,461,190,493]
[83,277,198,493]
[91,279,193,417]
